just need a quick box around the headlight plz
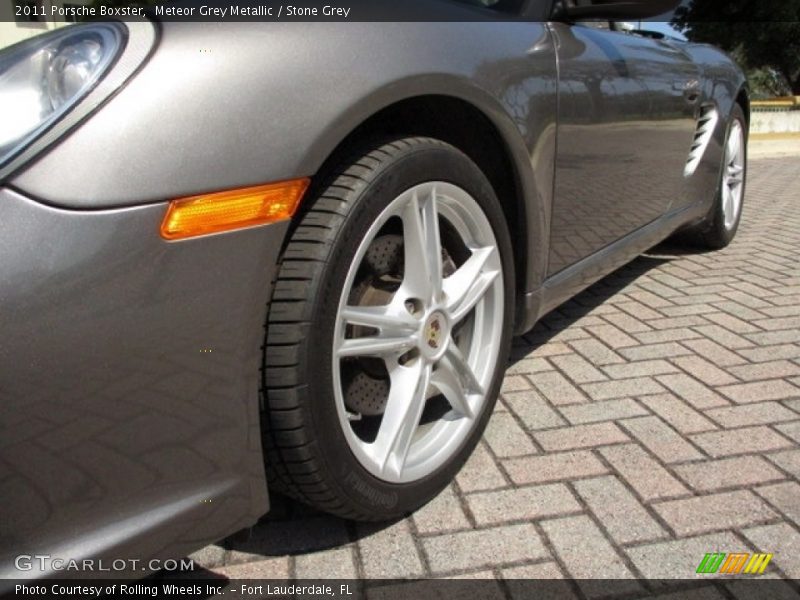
[0,23,125,166]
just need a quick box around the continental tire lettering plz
[344,472,398,509]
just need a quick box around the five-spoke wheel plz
[721,118,745,232]
[261,138,513,519]
[333,181,504,483]
[685,103,748,249]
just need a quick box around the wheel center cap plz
[421,311,449,359]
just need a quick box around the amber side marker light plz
[160,178,310,240]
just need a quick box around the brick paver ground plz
[193,156,800,583]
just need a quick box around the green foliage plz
[748,67,792,98]
[674,0,800,95]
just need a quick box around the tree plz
[673,0,800,96]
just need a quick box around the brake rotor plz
[343,234,402,416]
[344,370,391,416]
[364,234,404,276]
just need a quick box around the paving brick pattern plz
[194,157,800,583]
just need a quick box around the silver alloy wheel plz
[332,182,504,483]
[722,119,745,230]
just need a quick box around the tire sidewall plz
[303,141,514,517]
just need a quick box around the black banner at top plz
[4,0,800,23]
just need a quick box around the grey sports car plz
[0,0,748,579]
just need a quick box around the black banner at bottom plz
[3,578,800,600]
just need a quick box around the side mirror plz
[555,0,680,21]
[617,21,671,40]
[630,29,668,39]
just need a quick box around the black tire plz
[261,137,514,520]
[684,104,748,250]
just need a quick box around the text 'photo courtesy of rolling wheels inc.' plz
[1,0,799,599]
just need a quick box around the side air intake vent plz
[684,105,719,177]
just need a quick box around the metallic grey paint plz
[0,187,282,577]
[0,9,746,579]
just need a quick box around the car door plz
[547,21,700,276]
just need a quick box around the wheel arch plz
[299,89,541,332]
[735,86,750,128]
